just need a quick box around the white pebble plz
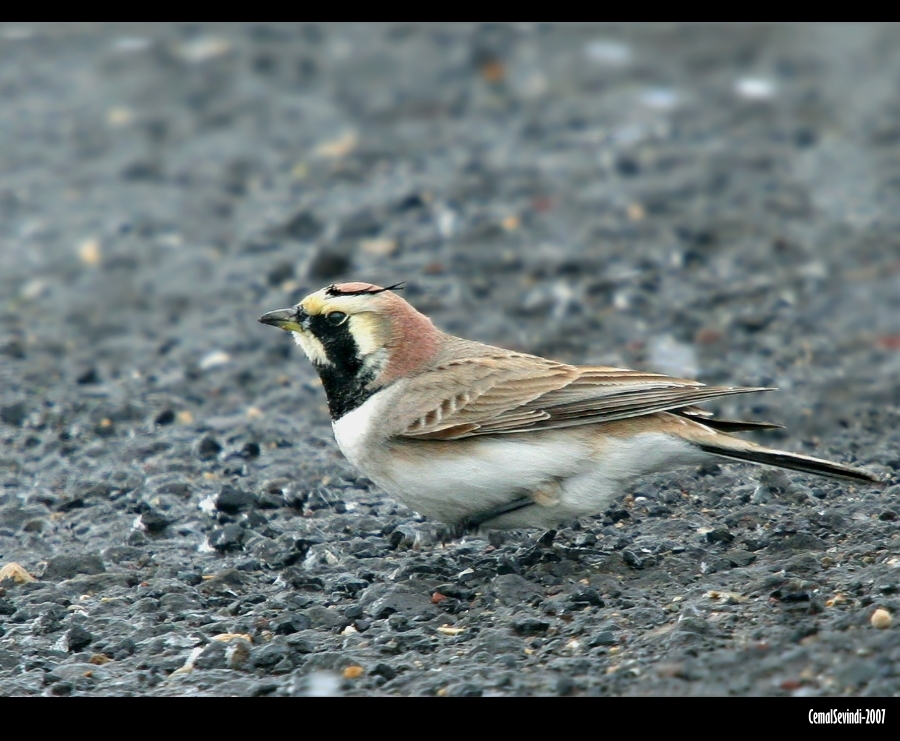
[437,208,457,239]
[178,36,231,64]
[303,671,342,697]
[735,77,776,100]
[199,350,231,370]
[20,278,48,300]
[584,40,632,66]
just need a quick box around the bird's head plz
[259,282,441,416]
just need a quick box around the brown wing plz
[392,353,771,440]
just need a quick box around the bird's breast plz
[331,385,401,469]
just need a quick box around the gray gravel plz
[1,23,899,696]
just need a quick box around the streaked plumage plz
[259,282,880,530]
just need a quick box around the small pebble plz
[0,562,37,584]
[312,131,357,159]
[437,625,464,636]
[178,36,231,64]
[735,77,775,100]
[342,665,364,679]
[360,238,397,256]
[871,608,892,629]
[584,39,631,65]
[78,238,101,265]
[199,351,231,370]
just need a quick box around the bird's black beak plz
[258,307,308,332]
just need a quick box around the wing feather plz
[391,353,770,440]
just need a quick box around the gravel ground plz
[1,23,899,697]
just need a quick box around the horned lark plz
[259,282,879,530]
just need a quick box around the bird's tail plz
[694,438,880,484]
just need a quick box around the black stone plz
[194,641,228,670]
[281,211,323,241]
[179,571,203,586]
[251,642,291,669]
[512,617,550,636]
[615,156,640,176]
[388,614,410,631]
[42,554,106,581]
[724,550,757,568]
[65,625,93,652]
[329,574,369,596]
[34,606,67,634]
[273,613,312,635]
[536,530,556,548]
[267,261,295,286]
[154,409,176,425]
[241,442,261,458]
[491,574,540,607]
[304,605,350,631]
[50,681,73,696]
[706,528,735,544]
[371,662,397,681]
[140,507,172,533]
[76,367,100,384]
[0,402,27,426]
[281,567,325,591]
[606,508,631,523]
[106,638,136,660]
[343,604,364,619]
[208,524,245,551]
[622,550,645,569]
[770,587,810,603]
[244,510,268,529]
[307,246,351,281]
[285,635,316,653]
[197,436,223,459]
[361,584,438,620]
[567,587,604,608]
[160,592,201,613]
[216,485,257,513]
[588,631,616,648]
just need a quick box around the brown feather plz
[392,351,772,440]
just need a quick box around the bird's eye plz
[326,311,348,326]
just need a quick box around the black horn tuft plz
[325,282,405,297]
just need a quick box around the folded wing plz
[392,353,771,440]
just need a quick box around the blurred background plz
[1,23,899,473]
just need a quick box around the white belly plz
[333,390,708,527]
[379,433,593,524]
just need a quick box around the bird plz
[259,281,880,531]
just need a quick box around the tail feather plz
[696,442,880,484]
[683,416,784,433]
[676,406,784,433]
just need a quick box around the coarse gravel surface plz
[1,22,899,697]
